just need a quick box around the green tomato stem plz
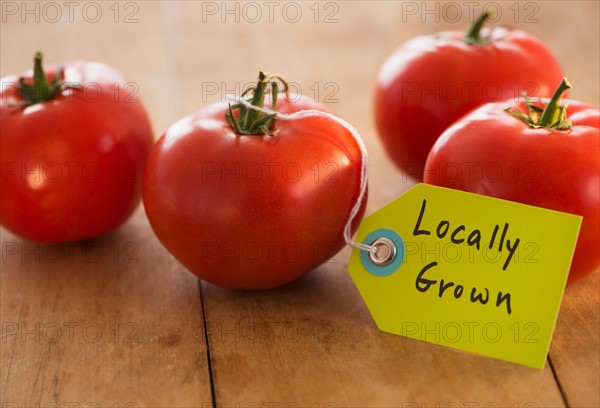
[33,52,50,102]
[464,11,490,44]
[225,71,289,136]
[504,78,573,131]
[538,78,572,128]
[14,52,80,107]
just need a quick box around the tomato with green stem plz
[425,78,600,284]
[374,11,563,180]
[143,72,367,290]
[1,52,153,243]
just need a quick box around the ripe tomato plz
[424,79,600,284]
[374,12,563,180]
[143,72,366,290]
[0,53,153,243]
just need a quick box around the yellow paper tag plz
[349,184,581,369]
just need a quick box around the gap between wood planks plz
[199,279,218,408]
[548,355,570,408]
[195,275,571,407]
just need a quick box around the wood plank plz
[1,211,211,406]
[202,246,565,406]
[550,270,600,408]
[1,2,212,406]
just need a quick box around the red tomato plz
[374,12,563,180]
[0,53,153,243]
[143,73,366,290]
[424,79,600,284]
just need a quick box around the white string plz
[229,96,376,253]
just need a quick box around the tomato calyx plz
[464,11,491,45]
[505,77,573,131]
[12,52,81,107]
[225,71,289,136]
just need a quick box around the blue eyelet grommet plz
[360,228,405,277]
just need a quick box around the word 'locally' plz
[413,199,521,271]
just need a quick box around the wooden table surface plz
[1,1,599,407]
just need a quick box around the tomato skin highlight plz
[0,61,154,243]
[143,95,366,290]
[374,26,563,180]
[424,99,600,284]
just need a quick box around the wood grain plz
[1,210,213,407]
[550,270,600,408]
[203,246,566,407]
